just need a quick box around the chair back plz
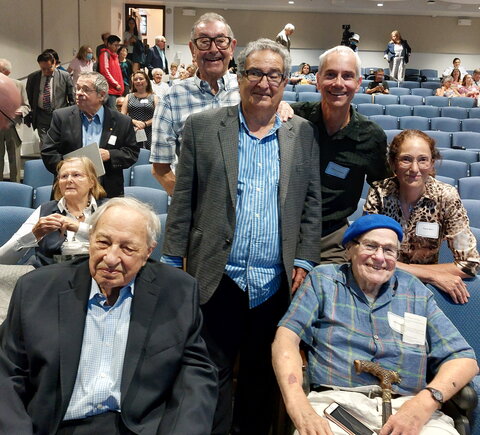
[0,182,33,207]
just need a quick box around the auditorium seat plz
[356,103,383,117]
[458,177,480,200]
[399,116,430,130]
[440,149,478,165]
[462,119,480,133]
[384,129,402,145]
[424,130,452,149]
[297,92,320,102]
[422,81,442,91]
[385,105,411,117]
[450,97,476,109]
[411,88,433,98]
[413,105,440,118]
[441,106,469,120]
[399,95,424,106]
[369,115,398,130]
[430,117,461,132]
[425,96,450,107]
[389,88,410,96]
[400,81,420,90]
[373,94,399,105]
[352,94,372,105]
[452,132,480,151]
[434,159,468,181]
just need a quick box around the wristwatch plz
[424,387,444,405]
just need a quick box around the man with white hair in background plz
[146,35,169,76]
[0,59,30,182]
[276,23,295,52]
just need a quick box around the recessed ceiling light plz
[377,2,384,5]
[288,0,294,3]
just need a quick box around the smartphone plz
[324,402,376,435]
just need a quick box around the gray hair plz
[237,38,291,79]
[443,76,454,84]
[318,45,362,78]
[152,68,164,76]
[78,71,109,96]
[0,58,12,74]
[155,35,166,43]
[284,23,295,31]
[89,197,160,248]
[190,12,234,40]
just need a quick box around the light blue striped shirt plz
[80,105,104,148]
[63,278,134,420]
[222,109,282,308]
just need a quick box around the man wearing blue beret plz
[273,214,478,435]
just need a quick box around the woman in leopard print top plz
[364,129,479,304]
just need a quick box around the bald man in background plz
[0,73,21,130]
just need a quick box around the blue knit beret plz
[342,214,403,247]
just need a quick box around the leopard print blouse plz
[364,176,480,276]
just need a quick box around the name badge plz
[108,135,117,145]
[415,222,439,239]
[403,312,427,345]
[140,98,149,104]
[325,162,350,179]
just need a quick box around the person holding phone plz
[273,214,478,434]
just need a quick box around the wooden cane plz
[354,360,401,425]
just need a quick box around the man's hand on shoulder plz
[278,100,294,122]
[379,392,438,435]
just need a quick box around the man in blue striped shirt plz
[162,38,321,434]
[273,214,478,434]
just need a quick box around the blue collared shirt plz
[80,105,104,148]
[63,278,134,420]
[280,264,476,395]
[223,108,282,308]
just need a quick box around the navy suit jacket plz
[0,259,218,434]
[41,105,139,197]
[146,46,169,74]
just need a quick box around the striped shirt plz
[280,263,475,395]
[64,279,134,420]
[150,72,240,166]
[223,110,282,308]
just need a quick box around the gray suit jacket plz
[25,69,74,130]
[163,104,322,304]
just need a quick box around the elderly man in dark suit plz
[25,51,75,146]
[0,197,218,435]
[41,71,138,197]
[162,38,321,434]
[146,35,169,77]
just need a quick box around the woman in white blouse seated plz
[0,156,106,267]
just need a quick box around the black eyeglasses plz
[244,69,286,86]
[192,36,232,51]
[0,108,16,128]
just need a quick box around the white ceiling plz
[161,0,480,18]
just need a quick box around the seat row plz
[21,148,152,189]
[0,206,168,262]
[370,116,480,134]
[0,181,168,214]
[354,94,476,108]
[357,104,479,120]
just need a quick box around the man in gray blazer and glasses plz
[162,38,322,435]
